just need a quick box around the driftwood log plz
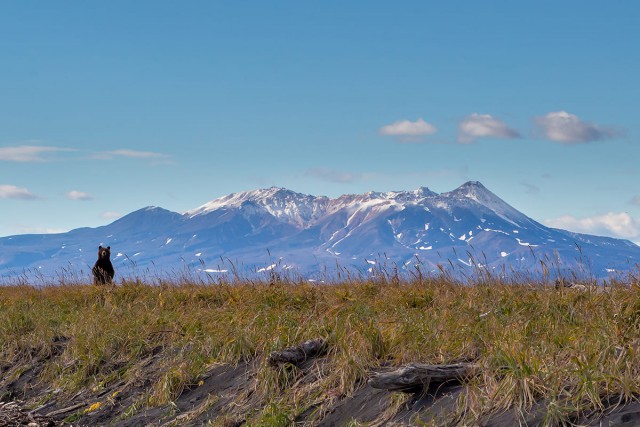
[268,339,327,367]
[369,362,478,393]
[44,402,87,418]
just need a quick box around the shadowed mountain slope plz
[1,182,638,281]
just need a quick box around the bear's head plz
[98,245,111,260]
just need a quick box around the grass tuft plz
[1,276,640,424]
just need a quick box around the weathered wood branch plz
[268,339,327,367]
[369,362,478,393]
[45,402,87,417]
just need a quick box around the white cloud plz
[0,145,171,163]
[544,212,640,243]
[0,145,73,162]
[535,111,619,143]
[305,168,372,183]
[97,149,170,160]
[102,211,122,220]
[457,113,520,143]
[379,118,437,142]
[0,185,38,200]
[66,190,93,201]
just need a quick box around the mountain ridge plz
[1,181,638,281]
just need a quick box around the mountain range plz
[1,181,638,282]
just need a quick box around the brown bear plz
[92,245,115,285]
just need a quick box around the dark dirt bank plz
[2,342,640,427]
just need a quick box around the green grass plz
[1,276,640,425]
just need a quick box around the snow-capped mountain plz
[1,182,638,282]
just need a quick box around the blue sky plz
[1,1,639,243]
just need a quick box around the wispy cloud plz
[0,185,38,200]
[630,196,640,206]
[457,113,520,143]
[1,144,172,163]
[520,181,540,195]
[305,168,373,183]
[544,212,640,243]
[12,225,68,235]
[66,190,93,201]
[102,211,122,220]
[379,118,437,142]
[535,111,620,143]
[0,145,74,162]
[94,149,168,160]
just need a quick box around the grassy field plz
[1,275,640,425]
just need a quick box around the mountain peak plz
[186,187,328,226]
[416,186,438,197]
[123,206,171,216]
[375,186,437,203]
[443,181,528,225]
[446,181,494,199]
[460,180,485,188]
[260,186,312,200]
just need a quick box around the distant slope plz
[1,182,638,281]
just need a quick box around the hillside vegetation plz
[1,274,640,426]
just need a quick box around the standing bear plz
[92,245,115,285]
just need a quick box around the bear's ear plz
[99,245,103,249]
[107,246,111,250]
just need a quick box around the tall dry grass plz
[1,274,640,424]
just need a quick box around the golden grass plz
[1,276,640,424]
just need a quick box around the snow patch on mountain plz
[187,187,329,227]
[1,181,639,281]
